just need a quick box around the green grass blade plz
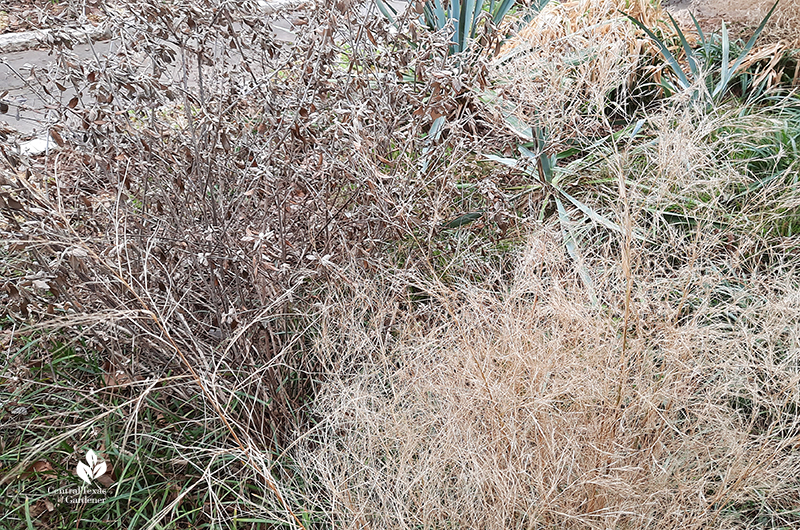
[24,498,35,530]
[623,11,690,90]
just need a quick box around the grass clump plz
[297,222,800,528]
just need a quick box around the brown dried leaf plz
[95,465,115,487]
[30,460,57,478]
[49,129,65,147]
[102,361,132,388]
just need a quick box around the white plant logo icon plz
[76,449,107,485]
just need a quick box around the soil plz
[0,0,103,34]
[664,0,800,44]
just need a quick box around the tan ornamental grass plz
[294,100,800,528]
[491,0,674,146]
[298,224,800,528]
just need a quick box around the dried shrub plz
[0,0,502,456]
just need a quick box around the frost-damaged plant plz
[624,0,780,103]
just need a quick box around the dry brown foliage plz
[0,0,505,451]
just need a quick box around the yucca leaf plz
[518,144,538,160]
[423,2,435,28]
[443,211,483,228]
[450,0,460,51]
[539,154,555,183]
[734,0,780,63]
[717,21,730,97]
[493,0,517,24]
[471,0,484,39]
[429,115,446,141]
[501,114,532,139]
[630,118,646,139]
[555,197,597,305]
[690,11,710,58]
[375,0,397,23]
[458,0,477,52]
[623,11,690,90]
[421,116,447,173]
[667,11,700,76]
[485,154,519,168]
[713,0,780,98]
[433,0,447,30]
[553,184,624,235]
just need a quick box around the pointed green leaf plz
[623,11,690,90]
[458,0,476,52]
[471,0,484,39]
[430,116,446,141]
[540,154,555,183]
[714,0,780,98]
[433,0,447,30]
[555,197,597,304]
[518,144,538,160]
[485,154,520,168]
[630,118,646,139]
[443,211,483,228]
[668,11,700,76]
[689,11,711,59]
[375,0,397,23]
[553,184,624,234]
[502,114,534,139]
[493,0,516,24]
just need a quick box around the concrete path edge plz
[0,0,315,54]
